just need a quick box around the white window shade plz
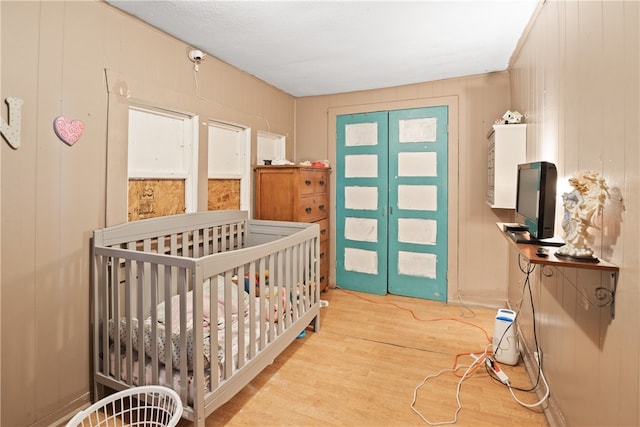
[128,107,193,177]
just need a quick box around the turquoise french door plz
[336,106,448,301]
[336,112,389,295]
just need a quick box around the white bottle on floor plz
[492,308,519,365]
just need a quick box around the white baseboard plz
[453,290,507,309]
[517,331,567,427]
[45,392,91,427]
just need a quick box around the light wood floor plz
[192,288,548,427]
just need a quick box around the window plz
[207,121,250,211]
[127,106,198,220]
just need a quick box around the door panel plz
[388,107,448,301]
[336,112,388,295]
[336,107,448,301]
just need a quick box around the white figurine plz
[557,171,610,259]
[502,110,523,124]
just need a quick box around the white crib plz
[91,210,321,425]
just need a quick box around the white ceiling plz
[106,0,540,97]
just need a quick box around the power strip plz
[486,357,510,384]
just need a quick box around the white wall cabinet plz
[486,124,526,208]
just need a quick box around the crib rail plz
[95,210,248,257]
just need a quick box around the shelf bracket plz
[609,271,618,319]
[595,271,618,319]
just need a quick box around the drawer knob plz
[319,180,325,186]
[305,180,312,186]
[305,207,312,213]
[320,229,327,235]
[319,204,325,211]
[320,252,325,259]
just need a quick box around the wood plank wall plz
[508,1,639,425]
[0,2,295,425]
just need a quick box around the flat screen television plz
[515,161,557,240]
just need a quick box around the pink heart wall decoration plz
[54,116,84,146]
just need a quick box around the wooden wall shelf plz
[497,223,618,271]
[497,223,619,318]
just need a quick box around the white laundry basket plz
[66,385,183,427]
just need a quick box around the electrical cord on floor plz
[410,344,492,426]
[455,292,478,319]
[507,352,550,408]
[484,354,550,408]
[486,257,550,408]
[334,286,492,343]
[334,286,548,418]
[334,286,498,423]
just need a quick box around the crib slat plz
[285,246,292,328]
[209,273,219,391]
[163,262,174,385]
[203,226,211,256]
[212,226,219,254]
[149,261,160,384]
[248,261,258,357]
[237,267,247,369]
[267,255,276,342]
[212,272,222,382]
[292,243,301,322]
[257,257,267,351]
[94,255,107,396]
[112,256,122,382]
[178,269,189,401]
[191,266,206,425]
[276,250,284,336]
[223,271,234,380]
[136,239,151,385]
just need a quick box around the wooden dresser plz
[254,165,330,291]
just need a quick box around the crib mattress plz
[109,299,270,405]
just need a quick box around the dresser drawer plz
[319,260,329,291]
[299,169,329,195]
[319,239,328,266]
[319,239,329,290]
[297,194,328,222]
[316,218,329,242]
